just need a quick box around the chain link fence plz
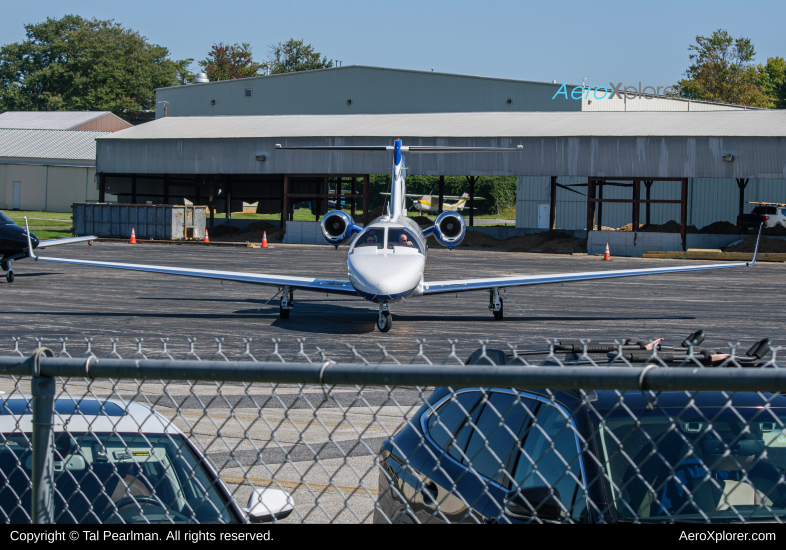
[1,336,785,524]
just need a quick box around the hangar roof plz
[0,129,110,164]
[0,111,131,131]
[104,111,786,140]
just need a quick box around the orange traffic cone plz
[129,228,136,244]
[261,231,268,248]
[204,229,209,243]
[603,243,611,261]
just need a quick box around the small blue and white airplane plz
[27,139,761,332]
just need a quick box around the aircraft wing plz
[35,235,97,248]
[423,261,753,295]
[33,257,357,295]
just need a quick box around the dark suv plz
[373,385,786,524]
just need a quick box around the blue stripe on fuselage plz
[394,139,402,166]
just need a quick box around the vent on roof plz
[194,73,209,84]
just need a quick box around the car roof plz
[0,396,181,435]
[591,389,786,411]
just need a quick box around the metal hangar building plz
[94,65,784,236]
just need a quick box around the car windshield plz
[0,212,13,225]
[387,228,422,252]
[596,407,786,522]
[354,227,385,248]
[0,432,239,524]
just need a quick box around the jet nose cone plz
[348,253,424,299]
[29,233,40,247]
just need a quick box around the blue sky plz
[2,0,784,87]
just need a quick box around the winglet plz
[24,217,37,260]
[747,223,763,267]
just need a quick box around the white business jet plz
[26,139,761,332]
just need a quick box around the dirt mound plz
[209,225,240,237]
[461,230,586,253]
[615,223,644,232]
[240,220,277,233]
[724,236,786,253]
[637,220,699,233]
[699,221,739,234]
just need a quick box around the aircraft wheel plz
[377,311,392,332]
[492,300,503,321]
[279,306,290,319]
[6,271,14,284]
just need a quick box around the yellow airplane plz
[381,192,485,214]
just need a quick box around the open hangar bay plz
[0,242,781,359]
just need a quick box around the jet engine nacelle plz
[428,211,466,249]
[321,210,362,247]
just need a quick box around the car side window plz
[512,404,585,521]
[781,208,786,217]
[458,393,534,482]
[426,391,483,452]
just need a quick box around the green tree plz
[677,29,771,107]
[198,43,262,81]
[267,39,333,74]
[369,174,517,215]
[173,58,195,85]
[759,56,786,109]
[0,15,189,118]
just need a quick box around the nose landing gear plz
[279,287,294,319]
[2,261,12,284]
[489,288,503,320]
[377,303,392,332]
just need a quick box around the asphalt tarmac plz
[1,242,783,523]
[1,241,782,359]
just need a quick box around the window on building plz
[245,89,252,97]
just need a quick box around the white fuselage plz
[413,197,468,213]
[347,216,427,303]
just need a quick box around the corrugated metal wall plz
[156,66,580,118]
[581,96,748,112]
[516,177,786,229]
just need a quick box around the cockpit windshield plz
[354,228,385,249]
[388,228,422,253]
[0,212,13,225]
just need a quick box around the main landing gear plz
[377,303,392,332]
[2,261,12,284]
[279,287,294,319]
[489,288,503,321]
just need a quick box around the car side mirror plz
[504,486,564,522]
[244,487,294,523]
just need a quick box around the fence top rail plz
[0,355,784,393]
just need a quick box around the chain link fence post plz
[29,348,55,524]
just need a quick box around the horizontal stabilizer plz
[36,235,98,248]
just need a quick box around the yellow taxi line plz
[221,475,379,497]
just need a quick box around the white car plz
[0,396,293,524]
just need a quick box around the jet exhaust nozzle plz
[321,210,362,247]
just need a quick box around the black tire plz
[279,306,290,319]
[492,300,503,321]
[6,271,13,284]
[0,262,8,272]
[377,311,392,332]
